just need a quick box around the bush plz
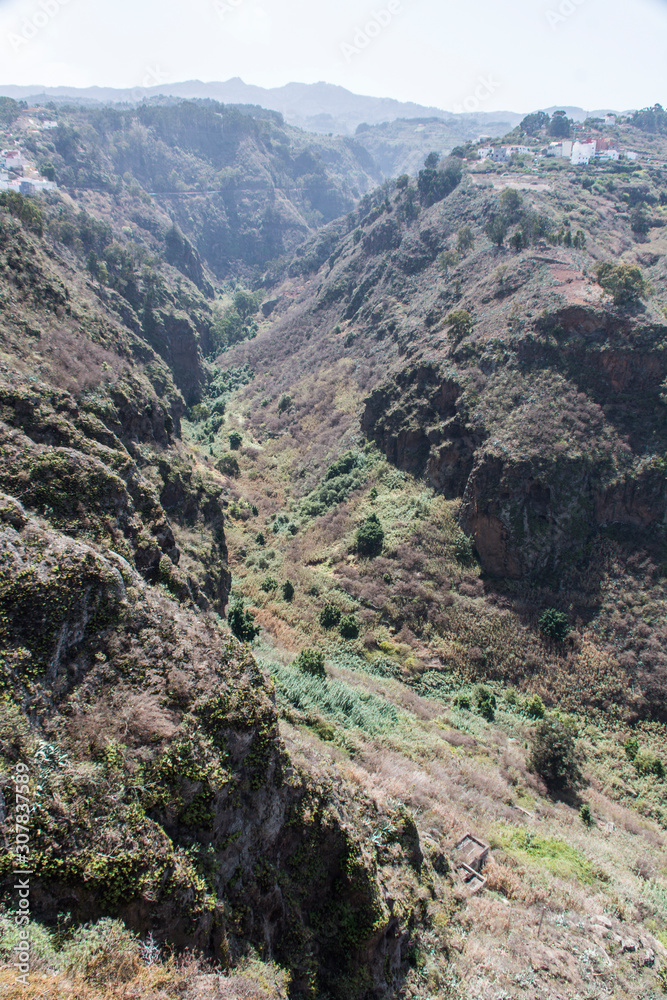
[580,803,592,827]
[255,532,266,546]
[454,693,471,710]
[339,615,359,640]
[277,393,292,414]
[453,530,475,564]
[260,576,278,593]
[528,717,582,792]
[445,309,474,342]
[624,735,640,761]
[538,608,570,641]
[634,750,666,779]
[475,685,496,721]
[595,261,646,306]
[295,648,326,678]
[526,694,545,719]
[61,918,141,985]
[228,596,260,643]
[215,454,240,477]
[282,580,295,602]
[356,513,384,557]
[319,603,342,629]
[229,430,243,450]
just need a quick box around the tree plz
[424,151,440,169]
[233,288,259,322]
[228,596,260,643]
[520,111,550,135]
[528,717,582,792]
[630,204,650,237]
[295,648,325,678]
[356,513,384,557]
[215,455,240,478]
[319,604,342,629]
[485,215,509,247]
[339,615,359,640]
[457,226,474,254]
[445,310,474,342]
[538,608,570,641]
[438,250,458,276]
[228,430,243,450]
[548,110,572,138]
[525,694,545,719]
[595,261,646,307]
[281,580,295,602]
[475,685,496,722]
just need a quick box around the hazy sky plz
[0,0,665,113]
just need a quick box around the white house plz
[507,145,531,157]
[571,141,597,165]
[626,151,639,161]
[597,148,620,162]
[489,147,509,162]
[477,146,493,161]
[604,114,617,126]
[2,150,23,172]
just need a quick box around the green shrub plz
[526,694,545,719]
[595,261,646,306]
[634,750,666,779]
[339,615,360,640]
[528,717,582,792]
[260,576,279,593]
[295,648,326,678]
[278,393,292,414]
[356,513,384,557]
[319,603,342,629]
[229,430,243,450]
[454,693,471,710]
[538,608,570,641]
[475,685,496,721]
[255,532,266,546]
[580,803,592,827]
[228,596,260,643]
[445,309,474,341]
[215,454,240,477]
[282,580,295,602]
[453,530,474,564]
[624,735,640,761]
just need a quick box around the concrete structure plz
[571,141,597,165]
[1,150,23,172]
[453,834,490,894]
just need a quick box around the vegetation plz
[538,608,571,641]
[355,513,384,557]
[228,595,260,642]
[528,717,582,791]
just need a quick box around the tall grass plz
[268,662,401,737]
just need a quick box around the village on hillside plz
[477,114,642,167]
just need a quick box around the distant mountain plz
[0,78,525,135]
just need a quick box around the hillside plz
[0,79,525,136]
[0,102,667,1000]
[1,98,382,282]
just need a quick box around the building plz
[571,141,597,165]
[604,114,617,126]
[597,148,620,162]
[626,151,639,161]
[2,150,23,172]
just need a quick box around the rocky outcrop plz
[0,499,422,999]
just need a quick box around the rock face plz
[0,497,421,999]
[362,310,667,580]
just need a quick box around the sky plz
[0,0,665,113]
